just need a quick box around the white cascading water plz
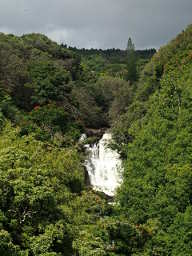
[84,133,123,197]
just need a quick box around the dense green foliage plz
[0,122,110,255]
[0,32,139,255]
[110,24,192,254]
[70,46,155,79]
[1,24,192,255]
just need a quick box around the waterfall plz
[84,133,123,196]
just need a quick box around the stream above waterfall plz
[84,133,123,197]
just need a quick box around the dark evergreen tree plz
[126,37,137,82]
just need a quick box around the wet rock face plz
[85,128,108,138]
[84,133,123,197]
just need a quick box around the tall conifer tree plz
[126,37,137,82]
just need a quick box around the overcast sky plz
[0,0,191,49]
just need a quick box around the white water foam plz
[85,133,122,196]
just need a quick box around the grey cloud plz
[0,0,191,49]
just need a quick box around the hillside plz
[0,33,152,135]
[0,33,113,256]
[111,24,192,255]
